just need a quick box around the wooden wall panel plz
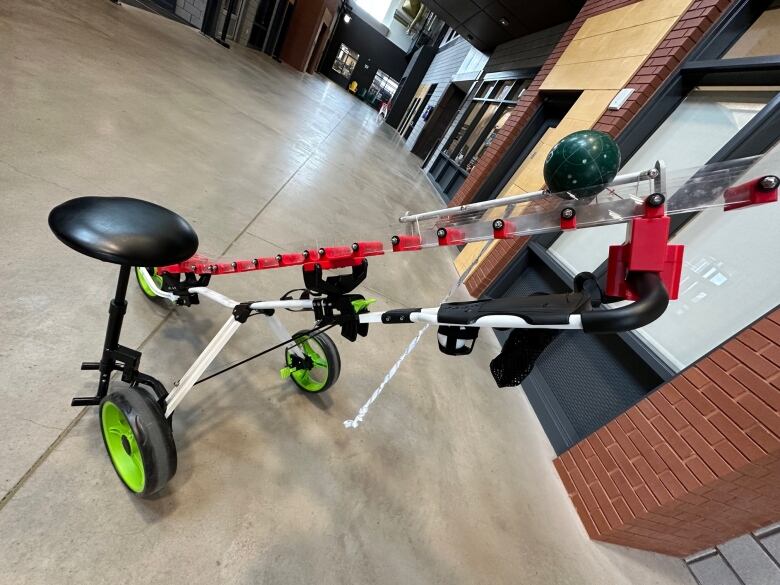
[575,0,691,39]
[557,17,679,66]
[542,56,647,90]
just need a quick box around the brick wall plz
[459,0,733,297]
[554,308,780,556]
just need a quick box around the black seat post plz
[97,265,132,397]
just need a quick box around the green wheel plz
[285,330,341,393]
[100,387,177,497]
[135,266,164,300]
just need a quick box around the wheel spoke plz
[311,356,328,368]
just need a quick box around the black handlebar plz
[581,272,669,333]
[394,272,668,335]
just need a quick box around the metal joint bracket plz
[231,302,255,322]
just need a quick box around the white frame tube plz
[264,314,305,359]
[358,308,583,330]
[138,267,179,302]
[165,316,243,417]
[141,266,586,418]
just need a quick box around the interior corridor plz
[0,2,694,583]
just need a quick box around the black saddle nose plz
[48,196,198,266]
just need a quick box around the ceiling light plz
[344,13,352,23]
[499,17,509,26]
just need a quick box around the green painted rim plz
[286,336,329,392]
[136,267,163,299]
[101,401,145,493]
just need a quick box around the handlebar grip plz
[581,272,668,334]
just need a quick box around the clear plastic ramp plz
[159,151,778,276]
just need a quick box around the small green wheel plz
[285,330,341,393]
[99,387,177,497]
[135,266,164,300]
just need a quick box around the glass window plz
[367,70,399,104]
[332,44,359,79]
[441,26,460,46]
[723,3,780,59]
[476,82,494,98]
[400,97,421,135]
[548,87,778,371]
[466,106,514,171]
[491,80,514,100]
[508,79,528,101]
[445,103,482,157]
[453,104,498,164]
[549,87,776,276]
[354,0,392,22]
[441,78,528,168]
[636,139,780,370]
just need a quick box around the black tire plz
[285,330,341,393]
[99,387,177,497]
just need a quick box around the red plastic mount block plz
[207,262,234,274]
[276,253,306,267]
[437,227,465,246]
[254,256,280,270]
[233,259,259,272]
[318,246,352,260]
[724,176,779,211]
[303,255,365,271]
[158,254,210,275]
[392,234,422,252]
[560,214,576,231]
[605,203,684,301]
[606,244,684,300]
[352,241,385,257]
[492,219,516,239]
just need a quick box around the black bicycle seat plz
[48,196,198,266]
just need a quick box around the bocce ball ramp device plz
[48,149,778,497]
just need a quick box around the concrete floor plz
[0,2,695,583]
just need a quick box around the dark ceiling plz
[424,0,585,52]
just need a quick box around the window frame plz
[331,43,359,79]
[438,71,533,174]
[440,26,460,48]
[367,69,399,104]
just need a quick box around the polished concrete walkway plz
[0,2,694,583]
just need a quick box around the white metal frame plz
[139,269,313,417]
[137,268,585,417]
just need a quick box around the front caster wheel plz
[285,330,341,393]
[100,388,177,497]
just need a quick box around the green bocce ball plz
[543,130,621,198]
